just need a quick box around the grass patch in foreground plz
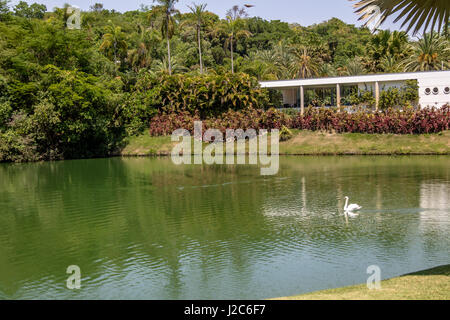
[280,130,450,155]
[120,131,450,156]
[120,135,175,156]
[273,265,450,300]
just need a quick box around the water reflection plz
[0,156,449,299]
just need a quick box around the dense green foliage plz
[0,66,125,161]
[132,72,268,116]
[121,71,269,136]
[0,2,448,161]
[379,80,419,110]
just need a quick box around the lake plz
[0,156,449,299]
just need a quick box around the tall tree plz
[223,5,250,74]
[128,24,160,72]
[13,1,46,19]
[248,49,279,80]
[153,0,179,75]
[100,21,128,74]
[184,3,209,74]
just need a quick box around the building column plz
[375,81,380,111]
[300,85,305,115]
[336,83,341,109]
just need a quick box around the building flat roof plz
[259,70,450,89]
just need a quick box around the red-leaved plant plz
[149,105,449,136]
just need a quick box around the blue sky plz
[9,0,403,30]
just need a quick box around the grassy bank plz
[273,265,450,300]
[120,130,450,156]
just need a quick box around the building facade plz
[260,71,450,113]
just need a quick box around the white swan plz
[344,196,362,212]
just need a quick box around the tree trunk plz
[197,27,203,74]
[231,33,234,74]
[114,41,117,76]
[167,19,172,75]
[167,36,172,75]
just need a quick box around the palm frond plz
[351,0,450,35]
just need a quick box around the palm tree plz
[291,46,319,79]
[344,57,367,75]
[272,41,296,79]
[100,21,128,74]
[223,5,251,73]
[153,0,179,75]
[351,0,450,35]
[403,33,450,71]
[183,3,209,74]
[151,56,187,75]
[127,24,161,72]
[367,29,409,71]
[243,51,278,80]
[380,54,402,73]
[318,63,337,77]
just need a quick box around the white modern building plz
[260,70,450,113]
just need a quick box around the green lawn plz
[120,135,175,156]
[120,130,450,156]
[273,265,450,300]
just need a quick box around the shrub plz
[342,81,419,110]
[149,107,291,136]
[280,125,293,141]
[0,112,39,162]
[148,106,449,137]
[0,100,12,128]
[343,89,376,108]
[379,87,401,110]
[292,106,449,134]
[30,100,62,159]
[402,80,419,105]
[379,81,419,110]
[131,72,269,119]
[149,109,202,136]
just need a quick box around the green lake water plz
[0,156,449,299]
